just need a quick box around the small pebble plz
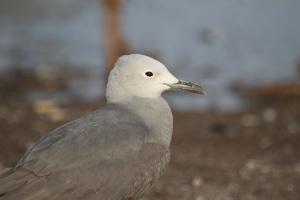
[287,184,294,192]
[192,176,204,189]
[241,114,259,127]
[262,108,277,123]
[288,121,299,134]
[195,195,204,200]
[245,159,260,171]
[295,163,300,173]
[33,100,65,122]
[261,165,271,174]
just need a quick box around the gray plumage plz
[0,54,206,200]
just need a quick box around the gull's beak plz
[165,80,207,95]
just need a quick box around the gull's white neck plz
[109,96,174,146]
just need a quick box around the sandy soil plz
[0,72,299,200]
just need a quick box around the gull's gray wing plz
[0,103,172,200]
[15,103,148,176]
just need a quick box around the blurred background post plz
[101,0,127,72]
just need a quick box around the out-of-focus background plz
[0,0,299,199]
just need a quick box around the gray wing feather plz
[0,103,164,200]
[0,143,170,200]
[16,103,147,176]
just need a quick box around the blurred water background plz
[0,0,300,111]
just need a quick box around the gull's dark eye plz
[145,71,153,77]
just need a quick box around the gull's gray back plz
[0,97,172,200]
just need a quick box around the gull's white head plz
[106,54,206,102]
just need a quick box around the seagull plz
[0,54,207,200]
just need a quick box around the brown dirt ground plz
[0,74,299,200]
